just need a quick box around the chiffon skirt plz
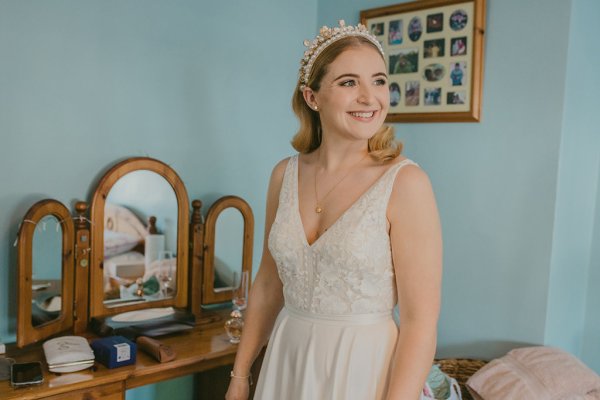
[253,306,398,400]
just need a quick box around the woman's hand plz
[225,378,250,400]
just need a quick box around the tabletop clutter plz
[43,335,137,373]
[1,335,142,388]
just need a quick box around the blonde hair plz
[291,36,402,162]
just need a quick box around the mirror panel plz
[90,158,189,318]
[213,208,244,292]
[31,215,63,327]
[17,199,74,348]
[103,170,178,306]
[203,196,254,305]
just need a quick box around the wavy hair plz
[291,36,401,162]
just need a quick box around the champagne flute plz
[232,270,249,311]
[158,251,174,298]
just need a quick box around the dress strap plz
[381,159,419,204]
[276,155,298,206]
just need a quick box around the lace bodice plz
[268,155,417,315]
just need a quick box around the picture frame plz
[361,0,486,122]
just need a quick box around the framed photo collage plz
[361,0,485,122]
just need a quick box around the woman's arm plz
[385,165,442,400]
[225,159,288,400]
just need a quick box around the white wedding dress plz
[254,155,418,400]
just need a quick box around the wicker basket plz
[434,358,488,400]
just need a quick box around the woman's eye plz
[340,80,356,87]
[374,78,387,86]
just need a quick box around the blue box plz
[91,336,136,369]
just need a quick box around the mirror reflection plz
[31,215,63,327]
[102,170,178,306]
[214,208,244,293]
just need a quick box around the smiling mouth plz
[349,111,377,119]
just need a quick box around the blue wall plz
[570,0,600,373]
[546,0,600,357]
[583,167,600,372]
[319,0,600,364]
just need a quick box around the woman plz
[226,20,442,400]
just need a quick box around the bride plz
[226,20,442,400]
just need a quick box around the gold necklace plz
[314,151,369,214]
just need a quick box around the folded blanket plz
[466,346,600,399]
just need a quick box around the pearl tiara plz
[298,20,384,91]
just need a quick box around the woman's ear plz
[302,87,319,111]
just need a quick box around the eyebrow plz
[332,72,388,81]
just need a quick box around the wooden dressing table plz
[0,310,250,400]
[8,157,257,400]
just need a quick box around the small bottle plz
[135,278,144,297]
[224,310,244,344]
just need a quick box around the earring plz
[314,106,319,111]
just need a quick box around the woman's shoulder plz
[388,156,433,207]
[385,155,430,193]
[385,154,421,172]
[265,156,295,204]
[269,155,296,187]
[271,155,296,176]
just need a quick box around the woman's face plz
[307,45,389,143]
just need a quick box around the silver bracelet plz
[230,370,253,386]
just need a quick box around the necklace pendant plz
[315,206,323,213]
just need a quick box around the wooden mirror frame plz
[202,196,254,305]
[89,157,189,318]
[17,199,75,348]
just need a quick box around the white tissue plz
[145,234,165,268]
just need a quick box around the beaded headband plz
[298,20,384,91]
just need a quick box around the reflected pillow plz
[104,230,140,257]
[467,346,600,399]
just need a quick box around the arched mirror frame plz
[89,157,190,318]
[203,195,254,305]
[17,199,75,348]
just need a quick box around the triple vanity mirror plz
[15,157,254,347]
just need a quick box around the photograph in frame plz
[361,0,486,122]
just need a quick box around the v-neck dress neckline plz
[293,154,413,248]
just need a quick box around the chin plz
[349,129,381,142]
[356,123,385,139]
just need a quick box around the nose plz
[357,84,374,105]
